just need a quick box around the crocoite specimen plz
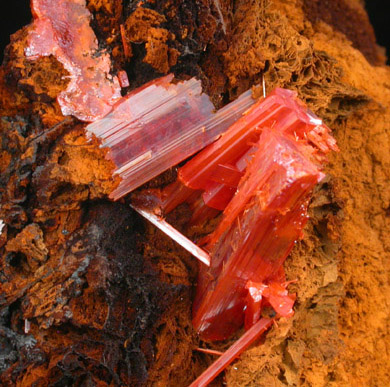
[192,128,324,340]
[25,0,121,122]
[158,88,337,219]
[86,75,256,199]
[133,88,338,341]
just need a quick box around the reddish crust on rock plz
[26,0,121,121]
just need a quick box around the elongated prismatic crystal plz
[132,88,338,341]
[86,75,256,199]
[191,127,323,340]
[157,88,337,218]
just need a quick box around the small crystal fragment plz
[25,0,122,122]
[118,71,130,88]
[86,75,256,199]
[120,24,132,59]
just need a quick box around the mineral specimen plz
[133,88,338,341]
[192,127,323,340]
[25,0,122,121]
[157,88,337,221]
[86,75,256,199]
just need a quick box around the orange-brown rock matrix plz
[0,0,389,386]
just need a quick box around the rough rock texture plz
[26,0,122,121]
[0,0,389,386]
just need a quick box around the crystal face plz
[25,0,122,122]
[86,75,256,199]
[176,88,337,213]
[192,128,322,340]
[132,88,338,341]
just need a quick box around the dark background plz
[0,0,389,64]
[1,0,32,63]
[365,0,390,64]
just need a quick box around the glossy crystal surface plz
[178,88,337,212]
[86,75,256,199]
[192,128,324,340]
[25,0,121,121]
[132,88,337,341]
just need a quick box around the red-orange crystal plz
[141,88,338,341]
[25,0,121,121]
[191,128,324,340]
[165,88,337,215]
[189,318,273,387]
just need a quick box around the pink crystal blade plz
[130,204,210,266]
[86,76,256,198]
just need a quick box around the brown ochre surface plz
[0,0,389,386]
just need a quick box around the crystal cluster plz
[134,88,338,341]
[25,0,122,121]
[86,75,256,199]
[191,128,323,340]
